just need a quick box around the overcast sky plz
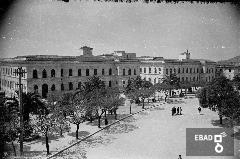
[0,0,239,61]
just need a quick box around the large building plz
[0,46,140,98]
[139,50,216,85]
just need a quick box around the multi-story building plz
[216,64,240,80]
[139,50,216,85]
[0,46,140,98]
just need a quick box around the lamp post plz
[14,67,26,156]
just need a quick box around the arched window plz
[51,69,55,77]
[178,68,181,74]
[69,69,72,76]
[42,69,47,78]
[128,69,131,75]
[34,85,38,93]
[170,68,172,74]
[61,83,64,91]
[51,84,55,91]
[154,78,156,84]
[155,68,157,74]
[42,84,48,98]
[86,69,89,76]
[109,68,112,75]
[186,68,188,73]
[33,70,38,78]
[69,82,73,90]
[134,69,136,75]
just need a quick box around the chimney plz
[80,46,93,56]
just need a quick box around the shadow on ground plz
[68,131,91,139]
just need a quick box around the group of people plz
[171,106,182,116]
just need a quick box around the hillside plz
[217,55,240,65]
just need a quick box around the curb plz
[46,103,160,159]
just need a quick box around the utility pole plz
[14,67,26,156]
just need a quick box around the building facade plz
[0,46,140,98]
[139,51,216,85]
[216,64,240,80]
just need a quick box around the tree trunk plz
[104,111,108,125]
[45,132,50,155]
[142,98,145,109]
[98,116,101,128]
[60,127,63,137]
[219,115,223,125]
[11,141,16,156]
[90,116,93,123]
[130,103,132,114]
[76,124,79,139]
[114,109,117,120]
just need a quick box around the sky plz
[0,0,239,61]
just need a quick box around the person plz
[179,107,182,115]
[165,93,168,102]
[198,107,201,114]
[176,107,179,115]
[178,155,182,159]
[172,106,176,116]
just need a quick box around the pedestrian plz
[172,106,176,116]
[179,107,182,115]
[178,155,182,159]
[176,107,179,115]
[198,107,201,114]
[165,93,168,102]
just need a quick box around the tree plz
[232,74,240,90]
[31,113,57,155]
[2,98,19,156]
[70,90,88,139]
[125,76,154,109]
[197,75,239,125]
[162,73,180,96]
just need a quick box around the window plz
[182,68,184,73]
[166,69,168,75]
[140,68,142,73]
[51,69,55,77]
[94,69,97,75]
[61,83,64,91]
[155,68,157,74]
[201,68,203,73]
[78,69,81,76]
[109,81,112,87]
[86,69,89,76]
[109,68,112,75]
[144,68,146,73]
[193,77,195,81]
[134,69,136,75]
[174,68,176,73]
[186,68,188,73]
[128,69,131,75]
[51,84,55,91]
[170,68,172,74]
[182,77,184,82]
[149,68,151,74]
[193,68,195,73]
[33,70,38,78]
[159,68,161,72]
[154,78,156,84]
[186,77,188,81]
[178,68,180,74]
[197,68,199,73]
[229,69,231,72]
[123,81,125,84]
[190,68,192,73]
[42,69,47,78]
[61,69,64,77]
[69,69,72,76]
[123,69,125,76]
[69,82,73,90]
[102,69,105,75]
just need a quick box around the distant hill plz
[217,55,240,66]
